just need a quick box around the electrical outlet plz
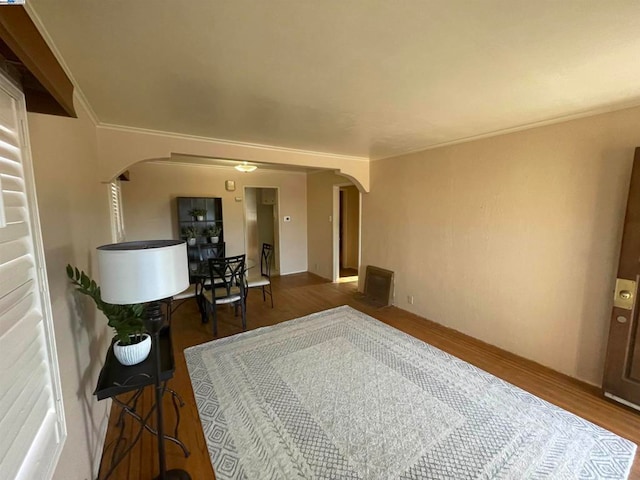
[407,295,414,305]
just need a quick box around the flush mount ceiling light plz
[235,162,257,173]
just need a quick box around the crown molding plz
[373,98,640,161]
[97,123,370,163]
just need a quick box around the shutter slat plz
[0,143,21,164]
[0,349,48,437]
[12,410,59,480]
[2,190,26,208]
[4,205,27,224]
[0,127,19,149]
[0,156,22,177]
[0,237,29,268]
[0,283,34,337]
[0,255,32,300]
[1,173,25,193]
[0,297,38,360]
[110,180,125,242]
[0,221,28,245]
[0,327,42,402]
[0,393,51,480]
[0,365,50,467]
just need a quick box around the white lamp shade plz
[97,240,189,304]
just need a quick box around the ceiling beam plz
[0,6,75,117]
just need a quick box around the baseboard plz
[280,269,311,276]
[392,304,603,394]
[604,392,640,412]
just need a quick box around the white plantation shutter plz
[109,179,125,242]
[0,74,65,478]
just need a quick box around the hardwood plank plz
[98,273,640,479]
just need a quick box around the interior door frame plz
[332,183,362,282]
[243,185,281,275]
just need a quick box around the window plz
[0,72,65,479]
[109,179,125,243]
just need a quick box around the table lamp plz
[97,240,191,480]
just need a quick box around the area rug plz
[184,306,636,479]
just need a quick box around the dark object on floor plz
[363,265,394,307]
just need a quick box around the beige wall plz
[307,171,357,280]
[121,162,308,274]
[362,105,640,386]
[28,99,112,479]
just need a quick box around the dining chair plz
[195,242,226,322]
[198,243,225,286]
[202,254,246,336]
[165,283,201,325]
[246,243,274,308]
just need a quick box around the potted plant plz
[188,208,207,221]
[182,225,198,245]
[202,225,221,243]
[66,265,150,366]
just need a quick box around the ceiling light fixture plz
[235,162,257,173]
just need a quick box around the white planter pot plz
[196,215,204,221]
[210,236,219,243]
[113,334,151,366]
[187,237,196,246]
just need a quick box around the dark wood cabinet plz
[176,197,224,281]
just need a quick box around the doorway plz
[333,184,360,282]
[244,187,280,274]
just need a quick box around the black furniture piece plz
[177,197,224,283]
[246,243,274,308]
[166,285,198,326]
[94,326,189,479]
[198,242,226,264]
[202,254,247,336]
[97,240,191,480]
[191,244,226,322]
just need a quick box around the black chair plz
[198,243,226,274]
[165,283,200,325]
[246,243,274,308]
[202,254,246,336]
[195,243,226,321]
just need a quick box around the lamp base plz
[154,469,191,480]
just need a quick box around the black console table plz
[94,327,189,479]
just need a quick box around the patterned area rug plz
[185,306,636,479]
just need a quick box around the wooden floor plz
[339,267,358,278]
[98,273,640,479]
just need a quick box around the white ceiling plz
[29,1,640,160]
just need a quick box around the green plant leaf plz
[66,265,145,343]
